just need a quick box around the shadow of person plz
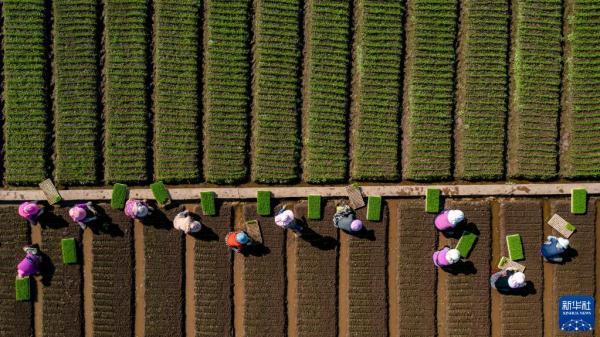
[39,207,70,230]
[243,243,271,257]
[545,247,578,264]
[352,228,376,241]
[144,204,183,230]
[499,281,537,297]
[38,249,55,287]
[443,220,480,239]
[444,260,477,275]
[190,224,219,242]
[300,226,338,251]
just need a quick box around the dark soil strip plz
[342,206,388,337]
[92,206,134,337]
[443,200,491,336]
[396,200,437,336]
[41,207,83,337]
[143,207,184,337]
[550,200,595,337]
[0,206,32,337]
[292,201,338,337]
[193,203,233,337]
[498,200,543,337]
[241,203,286,337]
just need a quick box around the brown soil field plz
[0,198,598,336]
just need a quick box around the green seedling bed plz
[366,196,382,221]
[15,277,30,301]
[506,234,524,261]
[456,231,478,258]
[571,188,587,214]
[61,238,77,264]
[111,183,128,209]
[200,191,216,216]
[426,188,441,213]
[150,181,171,206]
[307,195,321,220]
[257,191,271,216]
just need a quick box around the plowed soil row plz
[0,206,32,337]
[91,207,134,337]
[499,200,544,336]
[143,207,184,337]
[41,207,83,337]
[193,203,233,337]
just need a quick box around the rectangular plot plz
[194,203,233,337]
[443,200,491,337]
[293,201,338,337]
[560,1,600,178]
[550,200,595,337]
[396,199,437,336]
[104,0,150,183]
[343,206,388,337]
[454,0,508,180]
[144,208,184,337]
[0,207,33,337]
[3,0,48,185]
[350,0,402,181]
[92,206,133,337]
[203,0,251,184]
[508,0,562,180]
[302,0,351,183]
[402,0,457,181]
[242,204,286,337]
[41,207,83,337]
[498,200,543,337]
[154,0,201,183]
[53,0,99,185]
[251,0,302,184]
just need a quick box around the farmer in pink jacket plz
[124,199,153,220]
[173,210,202,234]
[69,202,98,230]
[274,208,303,236]
[432,246,461,268]
[17,246,42,278]
[18,201,44,225]
[434,209,465,233]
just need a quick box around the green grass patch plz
[506,234,524,261]
[257,191,271,216]
[61,238,78,264]
[150,181,170,205]
[456,231,478,258]
[111,183,128,209]
[200,191,216,216]
[307,195,322,220]
[425,188,441,213]
[565,222,576,232]
[366,196,382,221]
[571,188,587,214]
[15,277,30,301]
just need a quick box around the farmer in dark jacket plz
[490,269,526,293]
[541,236,570,263]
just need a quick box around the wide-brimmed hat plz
[69,206,87,222]
[236,232,250,244]
[350,219,363,231]
[508,272,526,288]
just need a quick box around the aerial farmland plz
[0,0,599,337]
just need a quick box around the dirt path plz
[134,219,145,337]
[387,200,399,337]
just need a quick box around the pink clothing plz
[434,210,454,231]
[433,247,451,267]
[18,202,42,223]
[275,210,295,228]
[17,253,41,278]
[124,199,150,219]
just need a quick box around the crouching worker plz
[17,245,42,278]
[432,246,461,268]
[490,269,527,293]
[225,231,252,253]
[434,209,465,233]
[333,205,363,234]
[275,208,303,236]
[18,201,44,225]
[124,199,153,220]
[69,202,99,230]
[541,236,570,263]
[173,210,202,234]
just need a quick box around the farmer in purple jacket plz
[432,246,461,268]
[434,209,465,233]
[69,202,98,230]
[18,201,44,225]
[124,199,153,220]
[17,246,42,278]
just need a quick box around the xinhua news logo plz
[559,295,595,332]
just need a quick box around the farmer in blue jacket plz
[540,236,570,263]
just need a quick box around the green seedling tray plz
[257,191,271,216]
[61,238,77,264]
[565,222,576,232]
[456,231,478,258]
[150,181,171,206]
[571,188,587,214]
[111,183,128,209]
[15,277,30,301]
[200,191,216,216]
[497,256,509,269]
[506,234,524,261]
[307,195,321,220]
[425,188,441,213]
[366,196,382,221]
